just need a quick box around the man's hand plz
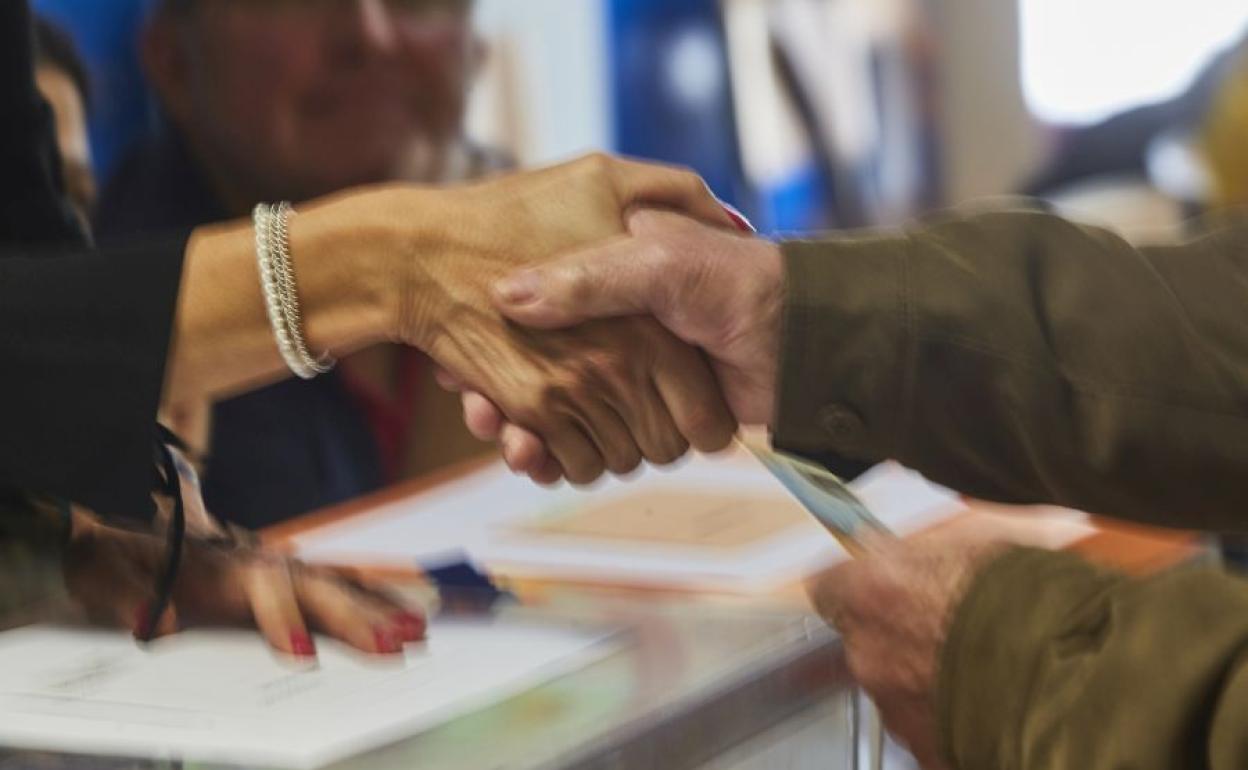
[442,207,785,483]
[806,533,1011,770]
[496,209,783,425]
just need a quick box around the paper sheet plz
[292,449,967,592]
[0,619,617,769]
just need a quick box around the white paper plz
[0,620,616,769]
[292,450,967,592]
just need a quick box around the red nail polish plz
[133,603,154,641]
[721,203,756,233]
[392,612,427,642]
[373,626,403,654]
[290,631,317,658]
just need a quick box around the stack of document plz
[0,619,616,769]
[292,449,968,592]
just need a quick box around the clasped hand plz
[349,154,747,483]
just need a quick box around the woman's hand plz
[174,154,739,483]
[63,513,424,659]
[302,154,741,484]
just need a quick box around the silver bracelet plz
[267,202,335,376]
[253,202,336,379]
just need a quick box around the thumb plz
[493,237,664,329]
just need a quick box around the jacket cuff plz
[772,237,910,460]
[938,548,1122,770]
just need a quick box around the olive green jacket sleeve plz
[773,208,1248,532]
[772,209,1248,769]
[940,548,1248,770]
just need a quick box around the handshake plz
[135,153,793,662]
[382,153,788,483]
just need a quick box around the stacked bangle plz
[253,202,336,380]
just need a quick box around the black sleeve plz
[0,238,187,519]
[0,2,186,520]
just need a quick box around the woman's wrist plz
[310,184,459,352]
[284,200,397,355]
[169,195,407,403]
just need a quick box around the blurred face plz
[150,0,479,208]
[35,65,96,230]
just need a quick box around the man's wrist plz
[748,240,784,427]
[660,232,784,427]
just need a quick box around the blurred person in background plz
[96,0,506,529]
[1,16,101,621]
[32,16,95,231]
[1200,44,1248,212]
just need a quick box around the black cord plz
[137,430,187,643]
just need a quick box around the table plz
[0,458,1208,770]
[0,586,858,770]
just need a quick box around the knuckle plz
[607,443,643,476]
[535,376,576,410]
[582,151,613,175]
[560,372,599,405]
[667,162,697,181]
[682,405,732,447]
[616,452,643,476]
[510,396,553,432]
[581,348,627,381]
[678,168,710,196]
[559,354,628,403]
[648,435,689,466]
[562,263,595,304]
[641,236,677,273]
[567,457,606,486]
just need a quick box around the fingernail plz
[392,612,427,642]
[494,271,541,305]
[374,626,403,655]
[290,631,317,658]
[133,602,154,641]
[720,202,756,233]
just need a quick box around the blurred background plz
[33,0,1248,239]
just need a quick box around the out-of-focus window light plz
[1021,0,1248,125]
